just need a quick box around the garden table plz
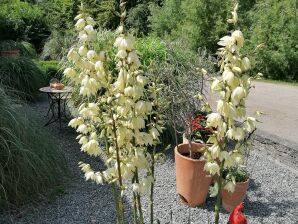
[39,86,73,129]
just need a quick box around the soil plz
[181,152,202,160]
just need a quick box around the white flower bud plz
[116,49,127,59]
[84,25,94,34]
[67,48,80,62]
[87,50,97,60]
[64,67,76,78]
[241,57,251,71]
[75,18,85,30]
[207,113,223,128]
[231,86,246,105]
[74,14,83,20]
[224,181,236,192]
[86,16,95,25]
[204,162,220,175]
[78,46,88,56]
[232,30,244,48]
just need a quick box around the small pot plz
[1,49,20,58]
[175,142,212,207]
[221,179,249,212]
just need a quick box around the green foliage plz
[149,0,183,37]
[223,167,248,183]
[127,3,150,35]
[0,87,67,208]
[37,0,78,32]
[244,0,298,81]
[0,0,50,51]
[136,36,167,67]
[37,60,63,82]
[149,0,231,52]
[0,56,46,99]
[41,31,75,60]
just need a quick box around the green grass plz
[255,78,298,87]
[0,87,68,209]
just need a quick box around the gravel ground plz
[0,98,297,224]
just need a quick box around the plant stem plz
[112,183,121,224]
[134,170,144,224]
[188,115,193,158]
[150,146,156,224]
[112,116,125,224]
[105,135,121,224]
[133,190,138,224]
[214,161,225,224]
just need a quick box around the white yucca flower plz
[224,181,236,192]
[75,18,85,31]
[207,113,223,128]
[204,162,220,176]
[79,46,88,56]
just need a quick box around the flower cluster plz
[190,113,214,143]
[64,7,164,199]
[201,2,259,193]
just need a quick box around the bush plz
[244,0,298,81]
[0,0,50,52]
[149,0,232,52]
[37,60,63,82]
[136,35,167,67]
[136,36,217,141]
[0,87,67,208]
[0,56,46,99]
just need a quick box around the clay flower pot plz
[175,142,212,207]
[1,49,20,58]
[221,179,249,212]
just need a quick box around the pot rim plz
[175,142,207,162]
[235,178,250,185]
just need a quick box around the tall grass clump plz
[0,87,67,209]
[0,56,46,100]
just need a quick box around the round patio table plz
[39,86,73,129]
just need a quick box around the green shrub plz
[0,0,50,51]
[244,0,298,81]
[136,36,167,67]
[37,60,63,82]
[0,87,67,208]
[149,0,184,38]
[149,0,231,52]
[127,3,151,36]
[0,56,46,99]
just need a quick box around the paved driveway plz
[207,81,298,146]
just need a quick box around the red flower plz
[229,202,247,224]
[190,116,205,132]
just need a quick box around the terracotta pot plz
[175,142,212,207]
[221,179,249,212]
[1,49,20,58]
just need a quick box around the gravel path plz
[0,98,297,224]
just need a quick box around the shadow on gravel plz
[0,98,136,224]
[244,188,296,218]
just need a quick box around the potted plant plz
[0,41,20,58]
[175,114,212,207]
[221,167,249,212]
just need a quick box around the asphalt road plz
[207,81,298,146]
